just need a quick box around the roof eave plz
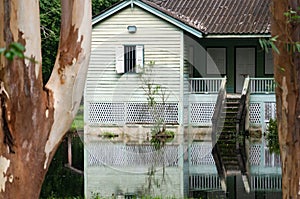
[92,1,131,26]
[92,0,203,38]
[204,33,271,38]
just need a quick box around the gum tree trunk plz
[271,0,300,198]
[0,0,91,198]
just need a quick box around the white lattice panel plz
[249,145,261,165]
[126,103,178,124]
[265,102,276,121]
[190,103,215,125]
[189,143,215,165]
[87,102,178,125]
[88,102,125,125]
[87,142,179,167]
[249,103,261,124]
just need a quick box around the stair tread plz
[224,162,240,166]
[226,170,241,175]
[220,152,237,155]
[222,126,236,128]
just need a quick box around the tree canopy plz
[40,0,121,84]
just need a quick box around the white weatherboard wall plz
[86,6,182,103]
[85,5,184,198]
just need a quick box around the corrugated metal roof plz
[140,0,271,35]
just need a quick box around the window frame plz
[206,47,227,75]
[115,44,144,74]
[264,48,274,75]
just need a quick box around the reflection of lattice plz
[190,143,215,165]
[190,103,215,125]
[249,103,261,124]
[265,102,276,121]
[249,145,261,165]
[126,103,178,124]
[87,143,179,167]
[264,148,281,167]
[88,102,125,125]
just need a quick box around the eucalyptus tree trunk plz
[0,0,91,198]
[271,0,300,198]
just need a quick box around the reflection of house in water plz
[84,0,281,198]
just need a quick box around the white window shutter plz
[115,46,124,74]
[135,45,144,73]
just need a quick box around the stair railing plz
[212,76,227,145]
[236,75,250,135]
[211,76,227,192]
[236,75,251,193]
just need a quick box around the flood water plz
[84,137,282,199]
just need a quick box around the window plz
[265,48,274,75]
[124,45,136,73]
[115,45,144,74]
[206,47,226,75]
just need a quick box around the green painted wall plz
[195,38,271,93]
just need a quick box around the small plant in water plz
[99,132,118,139]
[265,118,280,154]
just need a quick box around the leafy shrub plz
[266,118,280,154]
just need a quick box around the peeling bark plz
[0,0,91,198]
[271,0,300,198]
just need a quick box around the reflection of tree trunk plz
[65,134,83,175]
[271,0,300,198]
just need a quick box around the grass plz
[70,105,84,131]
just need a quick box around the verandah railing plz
[189,78,225,94]
[189,77,275,94]
[250,78,275,93]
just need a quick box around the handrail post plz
[211,76,227,145]
[236,75,251,192]
[211,76,227,191]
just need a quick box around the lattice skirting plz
[87,142,179,167]
[86,101,276,127]
[87,102,179,125]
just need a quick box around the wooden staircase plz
[218,96,241,173]
[211,77,250,193]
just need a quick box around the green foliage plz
[40,0,61,84]
[150,130,175,149]
[92,0,121,16]
[266,118,280,155]
[260,7,300,55]
[40,0,119,84]
[259,36,280,54]
[40,136,84,198]
[70,105,84,132]
[0,42,25,61]
[284,7,300,24]
[100,131,118,139]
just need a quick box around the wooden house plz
[84,0,281,198]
